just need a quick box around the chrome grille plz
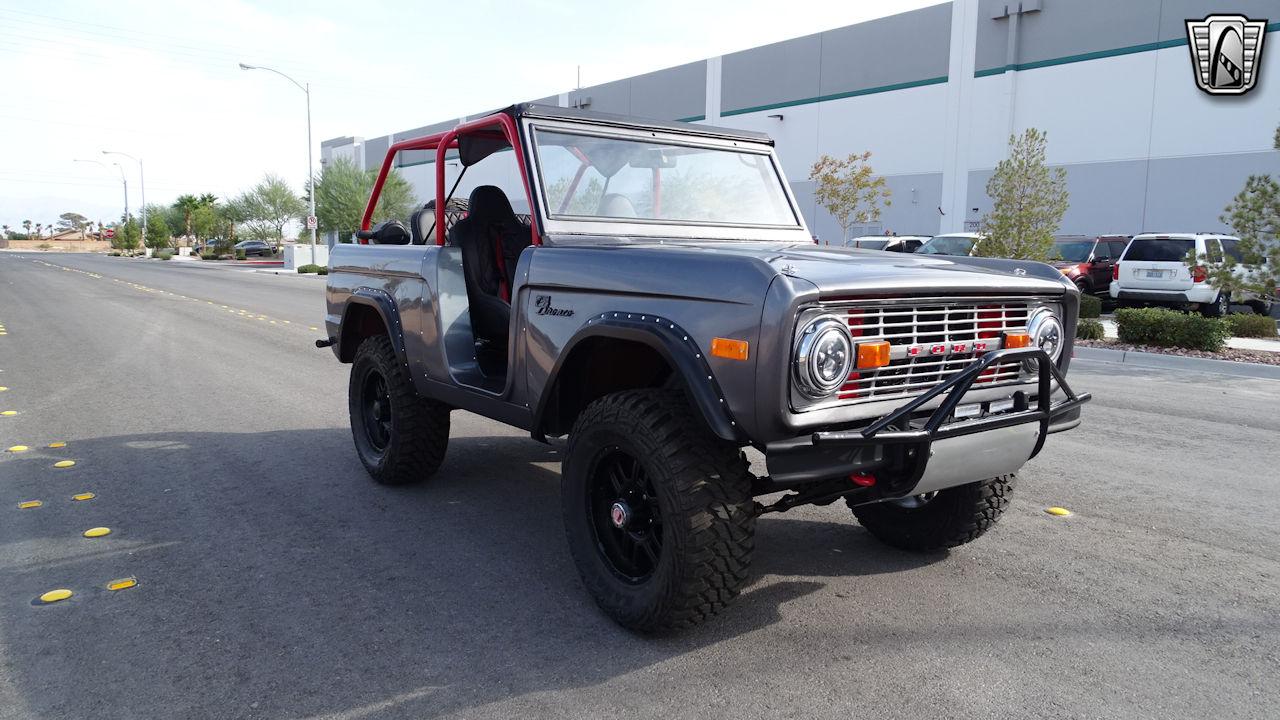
[832,298,1038,403]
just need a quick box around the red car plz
[1052,235,1130,296]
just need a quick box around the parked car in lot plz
[1110,233,1272,316]
[1052,235,1130,296]
[234,240,276,257]
[917,232,982,256]
[844,235,928,253]
[322,104,1090,632]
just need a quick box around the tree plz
[311,156,415,241]
[190,203,219,246]
[809,152,891,243]
[34,223,42,239]
[22,220,32,238]
[975,128,1069,261]
[1193,122,1280,300]
[173,194,200,239]
[241,174,305,244]
[113,219,141,251]
[1,224,9,239]
[144,214,172,249]
[57,212,89,233]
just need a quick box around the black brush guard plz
[758,347,1091,514]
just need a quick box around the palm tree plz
[1,224,10,239]
[22,220,32,238]
[35,223,42,239]
[174,194,199,240]
[198,193,218,206]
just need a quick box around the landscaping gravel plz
[1076,338,1280,366]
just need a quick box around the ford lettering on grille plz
[832,297,1047,403]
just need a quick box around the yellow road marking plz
[1045,506,1072,517]
[72,492,95,501]
[18,500,42,509]
[82,527,111,538]
[39,589,73,603]
[53,460,76,469]
[6,445,29,452]
[106,577,137,591]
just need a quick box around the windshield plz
[1053,241,1094,262]
[532,129,797,227]
[1124,238,1194,262]
[919,236,976,256]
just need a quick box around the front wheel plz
[562,390,755,633]
[849,475,1013,553]
[349,335,450,485]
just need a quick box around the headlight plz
[793,316,852,398]
[1024,307,1064,370]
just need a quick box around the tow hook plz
[315,337,336,349]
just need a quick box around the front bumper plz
[762,348,1091,498]
[1112,288,1215,304]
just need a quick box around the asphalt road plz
[1,252,1277,720]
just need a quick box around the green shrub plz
[235,249,247,260]
[155,250,173,261]
[1076,318,1104,340]
[200,251,218,260]
[1224,313,1278,338]
[1114,307,1228,352]
[108,251,121,257]
[297,264,320,274]
[1078,294,1102,319]
[317,266,329,275]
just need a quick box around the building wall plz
[321,0,1280,243]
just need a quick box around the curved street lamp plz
[103,151,146,243]
[239,62,317,259]
[75,158,128,225]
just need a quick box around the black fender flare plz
[532,311,745,444]
[339,288,408,364]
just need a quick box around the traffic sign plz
[305,215,317,230]
[103,228,116,239]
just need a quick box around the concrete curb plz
[1073,346,1280,380]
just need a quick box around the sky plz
[0,0,941,232]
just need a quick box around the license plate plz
[1144,270,1166,279]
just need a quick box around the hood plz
[680,243,1070,297]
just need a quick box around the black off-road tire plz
[349,335,450,485]
[849,475,1014,553]
[562,389,755,633]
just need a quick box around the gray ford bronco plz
[321,104,1090,632]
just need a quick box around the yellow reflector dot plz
[1,411,16,416]
[53,460,76,469]
[48,441,66,448]
[0,386,8,391]
[18,500,42,509]
[1045,506,1072,517]
[710,337,750,361]
[83,527,111,538]
[72,493,95,501]
[6,445,28,453]
[39,589,73,604]
[106,577,137,592]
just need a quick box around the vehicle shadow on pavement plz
[0,429,922,719]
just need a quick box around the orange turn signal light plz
[1003,332,1032,349]
[710,337,749,361]
[855,340,891,369]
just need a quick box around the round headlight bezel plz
[793,316,853,399]
[1024,307,1065,370]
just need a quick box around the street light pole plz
[103,151,145,244]
[239,62,317,261]
[75,158,128,225]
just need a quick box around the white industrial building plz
[321,0,1279,242]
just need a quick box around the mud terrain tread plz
[350,335,449,485]
[849,475,1013,553]
[564,389,754,632]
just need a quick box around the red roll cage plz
[358,112,541,246]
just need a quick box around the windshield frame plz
[523,118,811,244]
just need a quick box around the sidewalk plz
[1099,317,1280,353]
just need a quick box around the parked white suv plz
[1110,233,1272,317]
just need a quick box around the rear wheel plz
[349,335,450,485]
[1201,291,1229,317]
[849,475,1013,553]
[562,390,755,633]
